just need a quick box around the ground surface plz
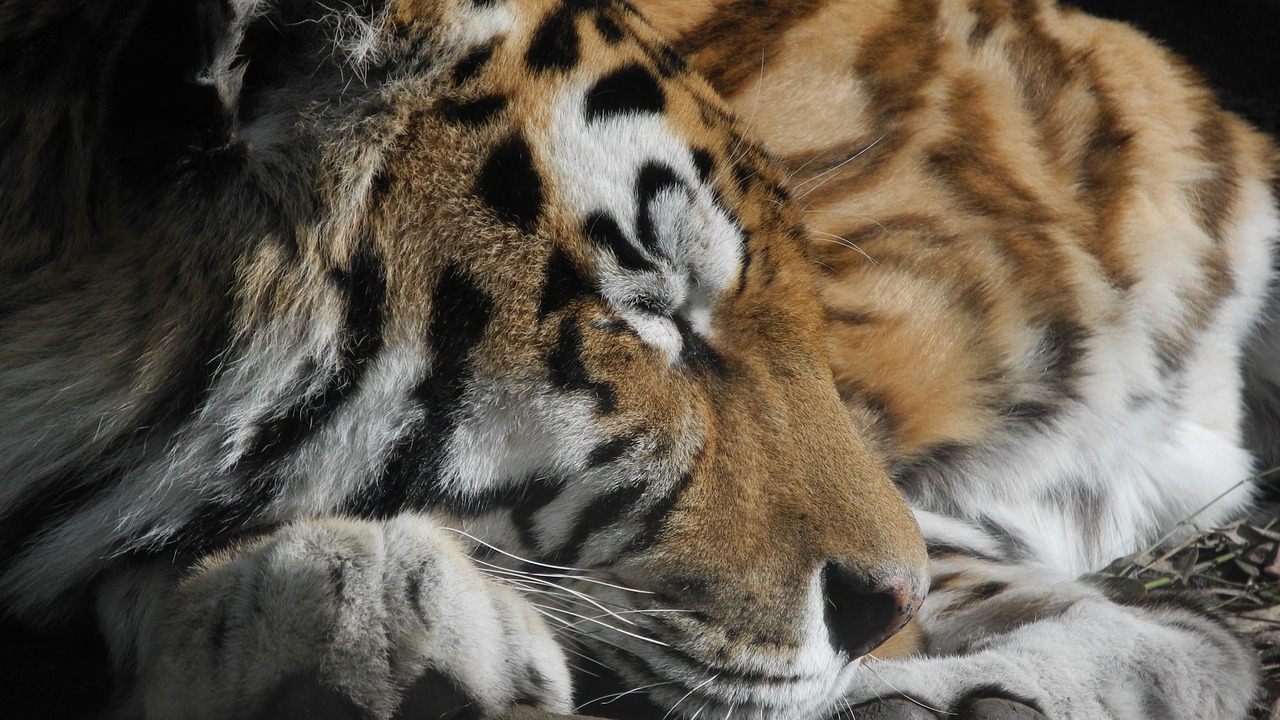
[1099,506,1280,720]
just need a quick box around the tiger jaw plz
[543,572,901,720]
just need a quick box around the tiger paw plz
[143,515,571,720]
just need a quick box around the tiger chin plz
[0,1,1272,720]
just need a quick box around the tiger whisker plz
[557,642,611,676]
[575,679,679,711]
[564,660,602,679]
[500,566,658,596]
[492,576,599,612]
[792,131,888,199]
[540,607,694,629]
[475,563,638,624]
[532,603,670,647]
[859,657,956,716]
[801,207,891,232]
[662,671,718,720]
[716,49,768,182]
[552,573,658,596]
[791,132,885,191]
[473,558,627,607]
[461,542,656,596]
[490,571,653,630]
[533,607,654,659]
[443,527,594,574]
[811,230,878,265]
[489,569,686,634]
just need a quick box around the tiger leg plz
[840,514,1258,720]
[99,514,571,720]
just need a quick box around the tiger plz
[0,0,1273,719]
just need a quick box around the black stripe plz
[235,245,386,477]
[1140,684,1176,720]
[594,12,625,43]
[586,433,640,468]
[736,238,752,293]
[439,94,508,126]
[548,316,616,414]
[538,248,596,320]
[892,441,968,495]
[350,264,494,516]
[938,580,1010,617]
[635,162,686,251]
[639,38,687,79]
[1039,318,1087,398]
[673,315,727,377]
[451,44,495,87]
[476,134,544,232]
[406,563,432,627]
[583,211,654,272]
[525,8,581,72]
[509,476,569,551]
[996,399,1057,424]
[170,477,282,555]
[733,162,754,195]
[926,542,1001,564]
[553,482,646,563]
[627,472,692,553]
[584,63,665,122]
[978,516,1032,562]
[691,148,714,183]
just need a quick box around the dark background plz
[1067,0,1280,137]
[3,2,1279,718]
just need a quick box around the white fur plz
[539,80,744,359]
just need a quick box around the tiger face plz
[0,0,926,716]
[356,0,930,709]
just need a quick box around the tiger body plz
[645,0,1280,574]
[0,0,1273,719]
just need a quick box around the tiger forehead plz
[379,3,791,266]
[380,0,791,222]
[423,0,728,143]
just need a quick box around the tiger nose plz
[822,562,924,659]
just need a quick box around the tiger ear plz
[100,0,265,194]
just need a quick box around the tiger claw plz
[835,698,938,720]
[836,696,1048,720]
[957,698,1048,720]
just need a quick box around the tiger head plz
[1,0,927,716]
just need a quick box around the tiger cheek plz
[590,248,927,668]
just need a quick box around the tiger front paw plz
[143,515,571,720]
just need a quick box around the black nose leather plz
[822,562,921,659]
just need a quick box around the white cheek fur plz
[539,80,744,360]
